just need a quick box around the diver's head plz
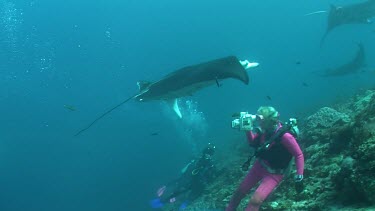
[202,143,216,159]
[256,106,279,132]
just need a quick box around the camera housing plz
[231,112,258,131]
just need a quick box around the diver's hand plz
[295,174,303,182]
[294,175,304,193]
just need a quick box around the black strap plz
[241,125,291,171]
[256,125,291,154]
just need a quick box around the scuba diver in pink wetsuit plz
[226,106,304,211]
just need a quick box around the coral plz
[305,107,351,129]
[302,107,352,148]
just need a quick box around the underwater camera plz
[231,112,258,131]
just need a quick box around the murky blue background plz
[0,0,374,210]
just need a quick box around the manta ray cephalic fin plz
[137,81,152,92]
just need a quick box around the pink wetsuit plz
[226,126,304,211]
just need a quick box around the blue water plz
[0,0,374,210]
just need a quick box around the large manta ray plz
[320,43,365,77]
[321,0,375,44]
[75,56,259,136]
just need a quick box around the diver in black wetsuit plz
[151,143,217,209]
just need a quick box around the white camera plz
[231,112,258,131]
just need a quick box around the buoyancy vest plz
[256,134,293,169]
[254,127,295,170]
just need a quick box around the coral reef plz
[161,89,375,211]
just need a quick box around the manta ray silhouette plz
[319,43,366,77]
[75,56,259,136]
[321,0,375,44]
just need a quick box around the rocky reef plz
[161,89,375,211]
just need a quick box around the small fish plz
[64,104,76,111]
[150,132,159,136]
[295,61,301,65]
[266,96,272,100]
[302,82,309,87]
[361,68,375,74]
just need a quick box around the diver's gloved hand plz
[294,174,304,193]
[295,174,303,182]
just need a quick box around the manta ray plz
[320,0,375,44]
[320,43,365,77]
[75,56,259,136]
